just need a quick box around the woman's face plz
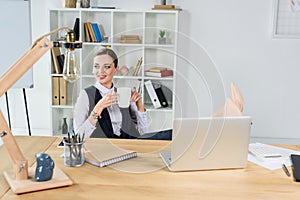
[93,54,118,88]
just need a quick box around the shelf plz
[145,107,173,112]
[111,43,143,47]
[51,74,63,77]
[144,44,175,48]
[82,42,111,46]
[144,76,174,81]
[52,105,74,109]
[49,8,179,135]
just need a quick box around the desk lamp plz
[0,27,82,193]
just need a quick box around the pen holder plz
[64,141,85,167]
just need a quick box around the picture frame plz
[273,0,300,38]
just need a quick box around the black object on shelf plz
[155,86,168,107]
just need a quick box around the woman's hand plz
[89,93,117,126]
[131,89,145,112]
[93,92,118,114]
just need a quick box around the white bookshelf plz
[49,8,179,136]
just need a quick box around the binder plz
[59,77,67,105]
[84,139,137,167]
[155,86,168,107]
[52,77,60,105]
[145,80,161,109]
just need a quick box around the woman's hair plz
[95,47,118,68]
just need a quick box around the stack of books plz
[120,35,141,44]
[152,4,182,11]
[145,67,173,78]
[84,22,107,43]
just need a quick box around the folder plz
[145,80,161,109]
[52,77,60,105]
[59,77,67,105]
[155,86,168,107]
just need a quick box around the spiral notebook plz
[85,139,137,167]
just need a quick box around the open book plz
[85,139,137,167]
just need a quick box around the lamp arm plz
[0,37,53,97]
[0,37,53,180]
[32,26,72,48]
[0,111,28,180]
[0,26,77,181]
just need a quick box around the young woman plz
[73,48,151,138]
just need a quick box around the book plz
[52,77,60,105]
[57,54,65,73]
[155,86,168,107]
[147,67,168,73]
[132,57,143,76]
[120,35,141,44]
[144,80,161,109]
[84,22,91,42]
[154,5,175,9]
[86,22,97,42]
[98,24,107,42]
[73,18,80,41]
[145,69,173,77]
[59,77,67,105]
[92,23,102,42]
[152,4,182,11]
[51,47,62,74]
[84,139,137,167]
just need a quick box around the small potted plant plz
[159,30,166,44]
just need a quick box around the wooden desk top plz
[1,136,300,200]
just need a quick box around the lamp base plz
[3,166,72,194]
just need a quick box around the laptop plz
[160,116,252,172]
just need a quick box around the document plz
[248,143,300,170]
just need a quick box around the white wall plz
[1,0,300,144]
[177,0,300,144]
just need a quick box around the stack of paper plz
[248,143,300,170]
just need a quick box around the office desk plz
[1,136,300,200]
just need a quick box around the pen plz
[282,164,291,177]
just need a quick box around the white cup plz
[117,87,131,108]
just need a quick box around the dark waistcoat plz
[85,86,139,138]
